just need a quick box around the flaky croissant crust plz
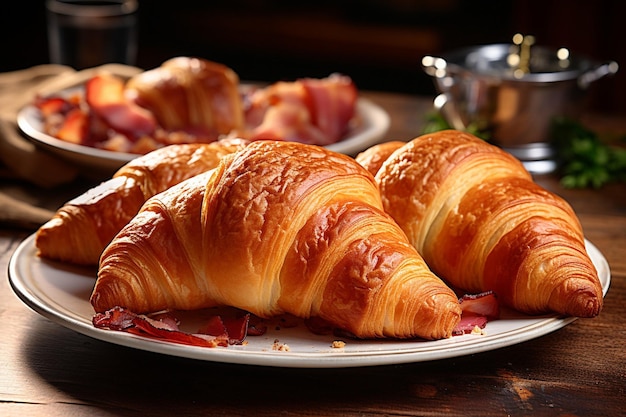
[35,138,248,265]
[357,130,603,318]
[93,140,462,340]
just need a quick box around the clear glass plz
[46,0,139,69]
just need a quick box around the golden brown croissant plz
[356,140,406,177]
[35,138,249,265]
[356,130,603,318]
[124,57,244,138]
[92,140,462,340]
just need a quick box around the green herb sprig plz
[422,112,490,141]
[551,118,626,189]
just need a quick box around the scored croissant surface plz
[356,130,603,318]
[35,138,248,265]
[92,140,462,340]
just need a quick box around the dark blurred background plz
[2,0,624,115]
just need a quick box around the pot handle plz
[433,93,467,131]
[421,55,449,79]
[423,56,467,129]
[578,61,619,89]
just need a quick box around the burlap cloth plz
[0,63,142,228]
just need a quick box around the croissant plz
[356,140,407,177]
[92,140,462,340]
[124,57,244,138]
[356,130,603,318]
[35,138,249,265]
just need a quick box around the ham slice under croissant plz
[92,140,462,340]
[356,130,603,318]
[35,138,249,265]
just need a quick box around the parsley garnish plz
[551,119,626,188]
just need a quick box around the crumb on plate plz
[331,340,346,349]
[471,325,486,335]
[272,338,290,351]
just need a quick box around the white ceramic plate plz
[17,94,390,174]
[8,234,610,368]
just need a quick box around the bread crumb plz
[471,325,485,335]
[331,340,346,349]
[272,338,290,351]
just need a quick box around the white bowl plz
[18,88,390,176]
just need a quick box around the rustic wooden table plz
[1,91,624,417]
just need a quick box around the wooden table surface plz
[1,91,624,417]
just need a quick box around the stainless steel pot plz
[422,41,618,173]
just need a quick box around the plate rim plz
[8,234,610,368]
[17,104,138,163]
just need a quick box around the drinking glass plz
[46,0,139,69]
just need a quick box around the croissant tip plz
[90,292,103,313]
[431,301,463,340]
[570,296,603,318]
[550,282,603,318]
